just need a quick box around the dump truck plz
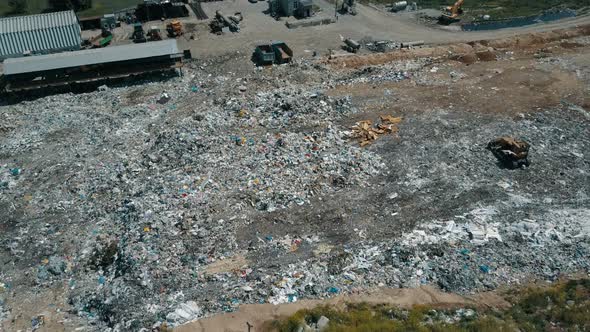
[254,41,293,65]
[343,38,361,53]
[166,20,183,37]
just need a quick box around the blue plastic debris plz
[9,168,21,176]
[98,275,106,285]
[265,235,273,241]
[327,287,340,294]
[479,265,490,273]
[31,316,42,329]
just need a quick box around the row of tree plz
[48,0,93,11]
[8,0,93,14]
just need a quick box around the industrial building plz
[269,0,313,18]
[136,0,190,21]
[1,40,188,92]
[0,10,82,60]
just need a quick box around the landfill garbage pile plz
[0,53,589,331]
[0,59,387,330]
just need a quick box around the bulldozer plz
[166,20,183,38]
[438,0,464,25]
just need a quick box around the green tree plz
[48,0,92,11]
[8,0,27,14]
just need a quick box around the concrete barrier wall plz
[285,17,336,29]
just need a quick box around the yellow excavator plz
[438,0,464,25]
[166,20,183,38]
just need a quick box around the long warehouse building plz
[1,40,189,92]
[0,10,82,60]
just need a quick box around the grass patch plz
[77,0,140,17]
[0,0,47,17]
[0,0,140,17]
[268,279,590,332]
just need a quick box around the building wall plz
[0,11,82,61]
[279,0,295,17]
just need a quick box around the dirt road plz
[183,0,590,57]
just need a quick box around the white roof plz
[3,40,181,76]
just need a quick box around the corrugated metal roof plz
[0,11,81,59]
[3,40,181,76]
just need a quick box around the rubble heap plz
[0,53,588,331]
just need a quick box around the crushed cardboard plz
[351,115,402,146]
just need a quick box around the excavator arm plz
[439,0,464,24]
[445,0,464,18]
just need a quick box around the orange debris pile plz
[351,115,402,146]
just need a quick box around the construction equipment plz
[100,14,117,30]
[342,38,361,53]
[438,0,464,25]
[340,0,357,15]
[147,26,162,41]
[88,29,113,48]
[253,41,293,66]
[487,137,530,169]
[166,20,183,37]
[391,1,407,12]
[210,11,241,34]
[132,23,147,43]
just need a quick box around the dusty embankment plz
[176,286,508,331]
[327,23,590,68]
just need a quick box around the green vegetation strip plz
[269,279,590,332]
[0,0,140,17]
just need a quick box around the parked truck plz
[253,41,293,65]
[148,26,162,41]
[343,38,361,53]
[132,23,147,43]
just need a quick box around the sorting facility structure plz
[0,10,82,60]
[1,40,188,92]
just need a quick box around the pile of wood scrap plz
[351,115,402,146]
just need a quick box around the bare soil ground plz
[184,1,590,57]
[177,286,509,332]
